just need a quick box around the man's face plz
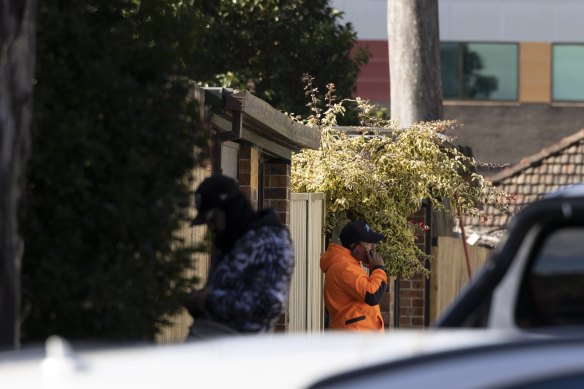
[205,208,226,233]
[352,241,375,262]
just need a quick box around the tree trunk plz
[388,0,443,127]
[0,0,36,350]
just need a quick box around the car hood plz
[0,329,526,388]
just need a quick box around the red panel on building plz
[352,40,390,104]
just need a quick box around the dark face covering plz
[213,191,256,252]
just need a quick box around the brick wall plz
[379,280,393,329]
[397,275,426,327]
[263,160,291,331]
[262,161,291,227]
[237,144,260,210]
[395,208,430,328]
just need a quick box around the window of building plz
[220,141,240,180]
[552,44,584,101]
[440,42,518,100]
[440,43,460,99]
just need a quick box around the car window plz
[516,227,584,328]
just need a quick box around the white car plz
[2,329,574,389]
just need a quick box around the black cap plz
[191,175,240,225]
[339,220,384,247]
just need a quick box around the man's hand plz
[182,288,208,317]
[366,250,384,270]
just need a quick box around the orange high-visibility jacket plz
[320,243,387,331]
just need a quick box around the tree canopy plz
[191,0,368,115]
[292,82,509,277]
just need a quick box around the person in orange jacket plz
[320,220,387,331]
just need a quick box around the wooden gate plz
[430,236,492,322]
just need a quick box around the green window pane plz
[462,43,518,100]
[553,45,584,101]
[440,43,460,99]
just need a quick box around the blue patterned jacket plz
[204,209,295,333]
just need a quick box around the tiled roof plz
[463,128,584,246]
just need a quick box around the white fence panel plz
[289,193,326,333]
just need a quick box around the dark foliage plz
[22,0,207,341]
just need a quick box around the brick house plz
[170,93,456,338]
[194,89,436,333]
[157,87,319,342]
[201,87,321,331]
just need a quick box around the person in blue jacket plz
[183,175,295,338]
